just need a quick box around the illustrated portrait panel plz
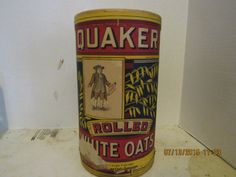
[83,59,123,119]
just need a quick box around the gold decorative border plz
[82,57,125,119]
[77,55,159,60]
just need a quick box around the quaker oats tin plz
[75,9,161,177]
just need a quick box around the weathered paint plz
[75,9,161,177]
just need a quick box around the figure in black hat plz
[88,64,113,110]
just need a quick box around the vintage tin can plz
[75,9,161,177]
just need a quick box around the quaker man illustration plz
[88,65,116,110]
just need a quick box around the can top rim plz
[74,9,161,24]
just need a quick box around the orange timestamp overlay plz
[164,148,222,157]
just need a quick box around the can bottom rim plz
[81,155,155,177]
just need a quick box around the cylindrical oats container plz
[75,9,161,177]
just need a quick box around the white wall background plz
[180,0,236,167]
[0,0,188,128]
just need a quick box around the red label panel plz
[75,19,161,55]
[80,128,155,162]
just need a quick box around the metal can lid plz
[74,9,161,25]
